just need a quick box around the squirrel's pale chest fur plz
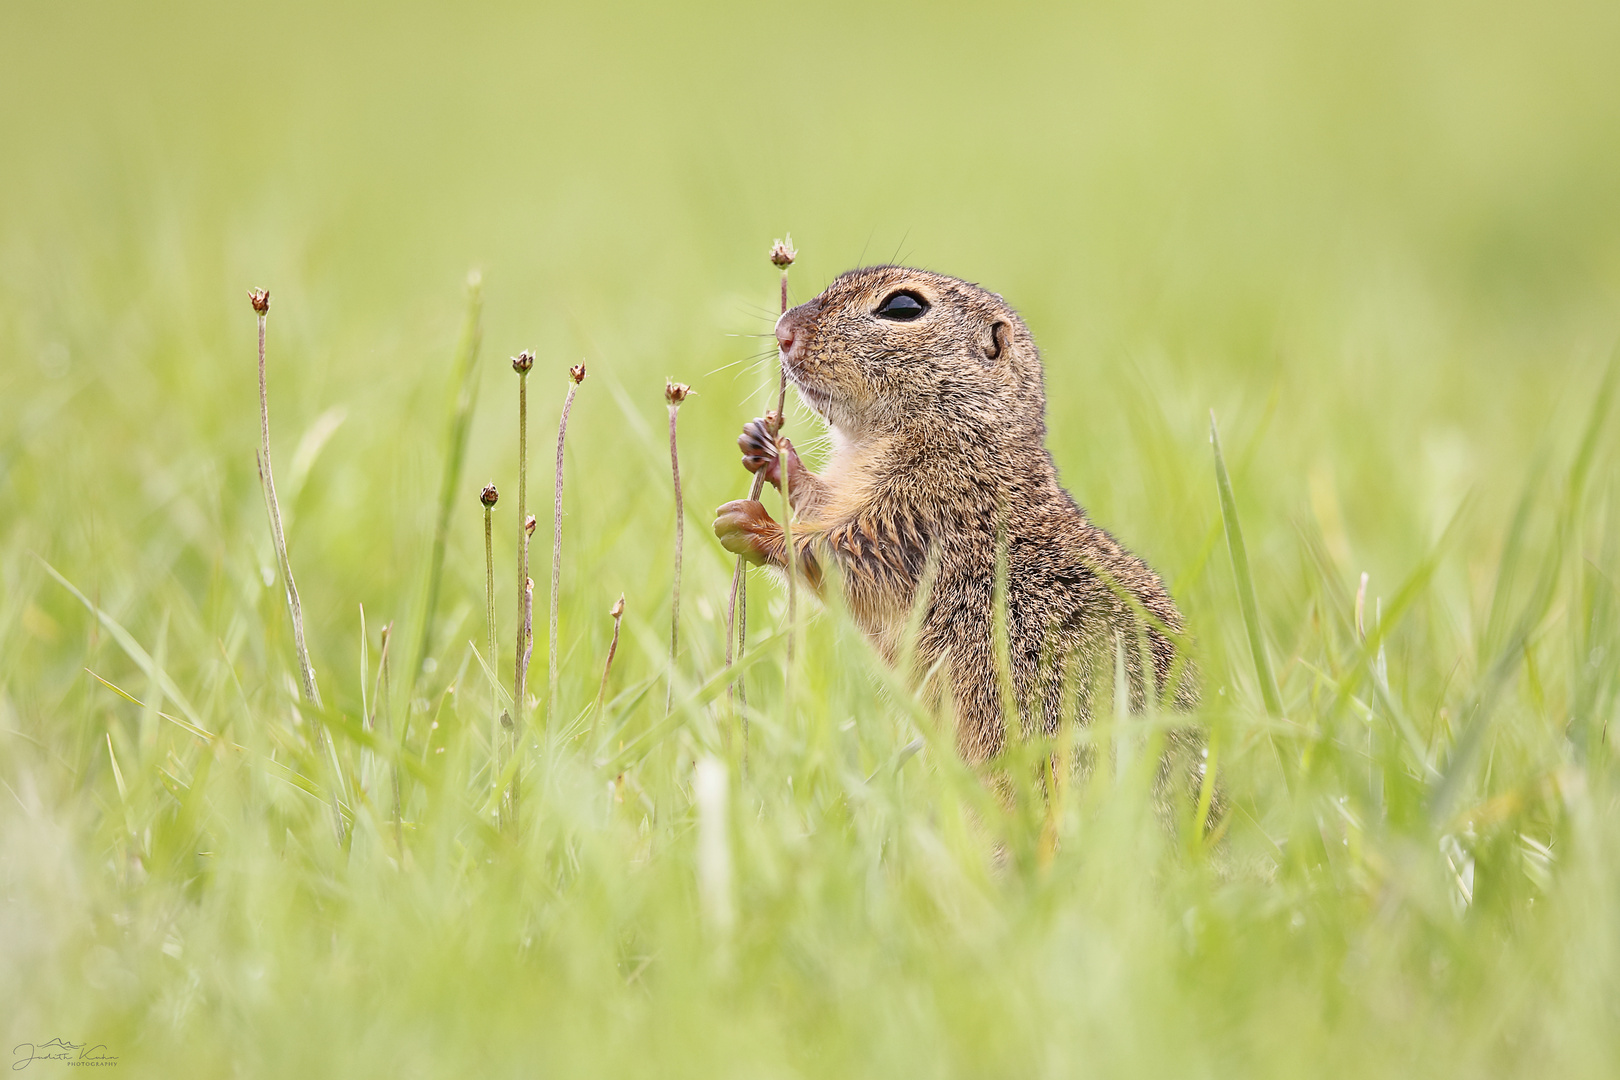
[801,425,912,646]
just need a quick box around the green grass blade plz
[410,273,485,690]
[1209,411,1284,719]
[1563,350,1617,516]
[40,557,208,734]
[1480,453,1545,664]
[1432,359,1618,822]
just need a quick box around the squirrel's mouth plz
[781,354,830,416]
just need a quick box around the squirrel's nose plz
[775,318,796,355]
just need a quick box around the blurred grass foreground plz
[3,0,1620,1076]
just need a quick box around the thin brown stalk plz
[509,573,532,827]
[593,594,626,740]
[780,434,797,690]
[250,288,344,844]
[552,365,586,724]
[481,483,500,792]
[518,514,536,722]
[725,408,779,718]
[725,235,797,718]
[512,352,534,724]
[520,574,535,709]
[666,380,691,714]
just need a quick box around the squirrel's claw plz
[740,415,798,489]
[738,417,782,486]
[714,499,775,565]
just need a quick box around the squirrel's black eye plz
[875,291,928,321]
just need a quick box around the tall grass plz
[11,322,1614,1074]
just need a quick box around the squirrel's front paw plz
[738,414,785,487]
[714,499,776,565]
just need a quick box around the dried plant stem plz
[726,396,782,710]
[779,435,798,695]
[483,495,500,764]
[251,290,344,845]
[666,389,688,714]
[256,311,321,708]
[726,242,795,716]
[730,580,747,716]
[521,576,534,713]
[515,366,531,721]
[725,473,761,715]
[552,368,584,724]
[509,575,532,825]
[412,274,484,691]
[593,595,626,740]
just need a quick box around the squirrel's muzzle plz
[775,316,797,358]
[775,296,823,368]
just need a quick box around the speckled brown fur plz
[715,265,1197,763]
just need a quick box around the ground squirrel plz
[714,265,1196,762]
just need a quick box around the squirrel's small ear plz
[982,320,1009,363]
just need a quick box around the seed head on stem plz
[770,235,796,378]
[666,380,691,714]
[769,234,797,270]
[481,483,500,782]
[251,286,343,843]
[726,234,797,729]
[552,364,586,726]
[512,351,532,827]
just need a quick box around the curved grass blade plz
[1209,412,1284,719]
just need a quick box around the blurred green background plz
[3,0,1620,1076]
[5,0,1619,610]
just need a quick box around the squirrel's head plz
[776,266,1046,444]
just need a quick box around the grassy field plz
[3,0,1620,1075]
